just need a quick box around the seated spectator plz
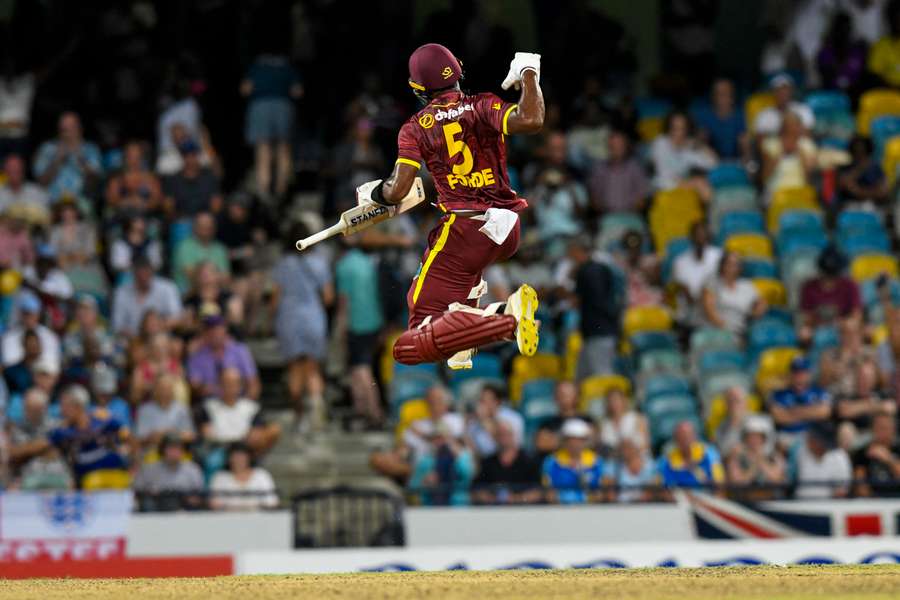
[133,434,205,511]
[181,261,243,337]
[853,412,900,497]
[598,388,649,456]
[90,362,131,429]
[535,380,594,458]
[610,438,659,503]
[209,442,278,511]
[130,332,188,405]
[799,246,862,343]
[466,383,525,458]
[693,78,746,160]
[0,211,34,269]
[760,111,818,199]
[714,385,754,457]
[867,0,900,87]
[216,192,255,268]
[820,318,879,396]
[104,140,163,218]
[62,295,114,362]
[187,314,260,401]
[542,418,607,504]
[408,420,476,506]
[529,139,589,243]
[4,330,42,394]
[839,136,888,206]
[835,358,894,430]
[162,139,223,218]
[0,154,49,224]
[7,388,67,488]
[403,385,465,459]
[23,244,74,306]
[588,129,649,214]
[649,110,717,196]
[32,111,102,201]
[109,216,164,279]
[111,255,183,337]
[47,198,106,295]
[658,420,724,489]
[198,367,281,455]
[135,374,196,454]
[615,230,662,307]
[751,74,815,137]
[673,222,722,326]
[172,212,230,292]
[472,420,542,505]
[770,356,833,445]
[567,235,622,381]
[794,422,852,499]
[702,251,767,336]
[725,415,786,498]
[2,292,61,371]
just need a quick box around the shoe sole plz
[511,284,539,357]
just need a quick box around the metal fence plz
[291,486,405,548]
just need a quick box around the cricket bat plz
[295,177,426,251]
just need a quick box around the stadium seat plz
[883,135,900,186]
[745,91,775,130]
[752,278,787,307]
[509,353,562,404]
[580,374,631,408]
[650,189,704,253]
[521,378,557,407]
[805,90,851,116]
[644,392,697,419]
[724,232,773,259]
[836,210,883,235]
[689,327,740,353]
[661,237,692,283]
[379,331,403,385]
[742,258,777,279]
[563,331,582,381]
[850,254,900,283]
[700,371,752,406]
[642,374,692,402]
[697,349,746,376]
[391,372,439,410]
[448,352,502,385]
[637,116,665,141]
[629,331,678,358]
[522,396,559,448]
[598,212,647,250]
[623,305,672,339]
[711,185,757,213]
[82,469,131,490]
[715,210,764,243]
[858,88,900,135]
[777,228,828,260]
[767,186,818,232]
[395,398,430,440]
[708,164,750,188]
[748,318,798,358]
[870,115,900,159]
[755,347,802,395]
[705,392,763,439]
[777,209,824,234]
[638,348,685,375]
[839,232,891,258]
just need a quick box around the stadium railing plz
[291,486,405,548]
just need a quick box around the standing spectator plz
[187,314,260,401]
[472,420,542,505]
[611,438,659,503]
[466,384,525,458]
[795,422,852,499]
[335,242,384,426]
[761,111,818,199]
[567,235,622,380]
[2,292,61,370]
[535,380,595,458]
[241,51,302,199]
[598,388,649,456]
[134,374,196,453]
[133,434,205,510]
[702,251,767,336]
[588,129,649,215]
[658,420,724,488]
[197,367,281,455]
[673,222,723,326]
[104,141,163,218]
[770,356,833,444]
[162,139,223,218]
[853,411,900,496]
[111,255,183,337]
[109,216,164,279]
[725,415,786,497]
[0,155,49,218]
[798,245,862,342]
[209,442,278,511]
[408,420,476,506]
[172,212,230,292]
[32,112,102,201]
[818,11,869,94]
[693,78,747,160]
[751,74,815,137]
[867,0,900,86]
[542,418,607,504]
[271,224,333,424]
[649,110,717,194]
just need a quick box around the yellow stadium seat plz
[82,469,131,490]
[706,393,763,440]
[752,278,787,306]
[873,324,890,346]
[652,187,703,214]
[724,233,773,259]
[395,398,430,441]
[755,347,802,395]
[579,374,631,410]
[509,353,562,404]
[637,116,665,141]
[380,331,402,386]
[858,89,900,135]
[767,186,818,232]
[623,305,673,339]
[745,91,775,131]
[564,331,583,381]
[884,136,900,186]
[851,254,900,282]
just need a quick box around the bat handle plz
[295,223,344,252]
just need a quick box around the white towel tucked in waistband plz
[472,208,519,245]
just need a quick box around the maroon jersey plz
[396,89,526,213]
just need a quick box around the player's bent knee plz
[392,310,517,365]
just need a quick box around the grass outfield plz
[3,565,900,599]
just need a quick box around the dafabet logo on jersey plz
[418,113,435,129]
[441,66,454,79]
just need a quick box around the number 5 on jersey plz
[442,122,496,190]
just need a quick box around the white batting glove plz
[501,52,541,91]
[356,179,383,206]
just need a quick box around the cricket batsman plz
[357,43,545,368]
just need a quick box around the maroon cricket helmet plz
[408,43,462,95]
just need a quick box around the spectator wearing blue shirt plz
[769,356,833,445]
[658,420,724,489]
[542,419,607,504]
[611,438,659,502]
[90,362,131,430]
[692,78,746,160]
[32,112,102,201]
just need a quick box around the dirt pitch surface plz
[3,565,900,599]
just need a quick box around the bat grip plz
[295,223,343,252]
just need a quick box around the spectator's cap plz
[202,313,226,328]
[62,383,91,408]
[408,43,462,93]
[561,418,592,439]
[790,356,811,373]
[34,357,60,376]
[177,138,201,155]
[817,244,847,276]
[36,243,57,260]
[18,291,42,314]
[91,362,117,395]
[742,415,772,436]
[769,73,795,89]
[621,229,643,250]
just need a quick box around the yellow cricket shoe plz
[505,284,539,356]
